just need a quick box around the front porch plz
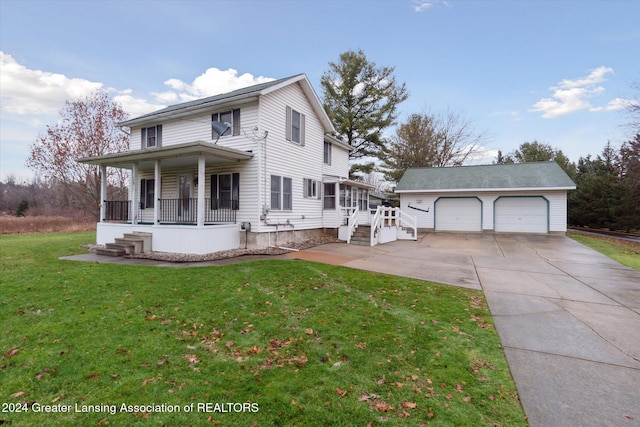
[78,141,254,255]
[103,198,238,224]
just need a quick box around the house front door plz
[178,173,193,221]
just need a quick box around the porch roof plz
[77,141,253,170]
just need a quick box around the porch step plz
[124,232,152,253]
[350,226,372,246]
[95,247,126,257]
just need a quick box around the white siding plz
[400,190,569,233]
[129,101,260,151]
[324,143,350,179]
[256,82,326,232]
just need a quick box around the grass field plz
[0,232,526,426]
[568,233,640,270]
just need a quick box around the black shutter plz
[210,174,218,209]
[140,179,147,209]
[232,109,240,136]
[156,125,162,147]
[141,128,146,148]
[232,173,240,210]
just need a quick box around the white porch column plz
[99,165,107,222]
[131,163,139,224]
[154,160,161,224]
[197,154,205,227]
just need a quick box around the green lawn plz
[1,232,526,426]
[569,233,640,270]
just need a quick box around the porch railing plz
[104,200,131,221]
[158,198,237,224]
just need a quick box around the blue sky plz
[1,0,639,180]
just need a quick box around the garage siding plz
[400,190,569,233]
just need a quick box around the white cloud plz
[412,0,451,12]
[0,51,103,115]
[590,97,635,112]
[413,1,435,12]
[153,68,274,104]
[529,66,630,119]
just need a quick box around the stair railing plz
[370,206,383,246]
[345,206,359,244]
[397,208,418,240]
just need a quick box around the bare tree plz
[381,109,485,183]
[26,91,129,218]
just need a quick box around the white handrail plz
[370,206,383,245]
[345,206,359,244]
[398,208,418,240]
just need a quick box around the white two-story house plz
[78,74,387,255]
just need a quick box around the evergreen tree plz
[321,50,409,178]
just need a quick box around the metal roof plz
[395,162,576,193]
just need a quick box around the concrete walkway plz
[285,233,640,427]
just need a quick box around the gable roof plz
[119,74,335,133]
[395,162,576,193]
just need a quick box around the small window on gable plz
[141,125,162,149]
[212,109,240,140]
[286,106,305,145]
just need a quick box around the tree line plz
[6,50,639,232]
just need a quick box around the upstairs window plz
[212,109,240,140]
[141,125,162,148]
[324,141,332,165]
[286,106,305,145]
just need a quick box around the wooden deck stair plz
[95,232,152,257]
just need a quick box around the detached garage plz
[395,162,576,235]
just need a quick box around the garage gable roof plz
[396,162,576,193]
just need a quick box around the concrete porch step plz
[95,247,126,257]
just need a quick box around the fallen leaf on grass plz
[402,401,417,409]
[462,396,472,403]
[305,328,314,335]
[373,400,392,412]
[11,391,26,398]
[141,377,156,386]
[85,373,100,380]
[335,388,347,397]
[4,347,19,359]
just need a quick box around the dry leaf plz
[305,328,314,335]
[402,401,417,409]
[5,347,19,359]
[335,388,347,397]
[463,396,472,403]
[141,377,156,386]
[11,391,25,398]
[373,400,391,412]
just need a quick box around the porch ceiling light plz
[212,121,231,143]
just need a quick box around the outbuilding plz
[395,162,576,235]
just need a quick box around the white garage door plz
[435,197,482,231]
[494,196,548,233]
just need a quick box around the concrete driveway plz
[286,233,640,427]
